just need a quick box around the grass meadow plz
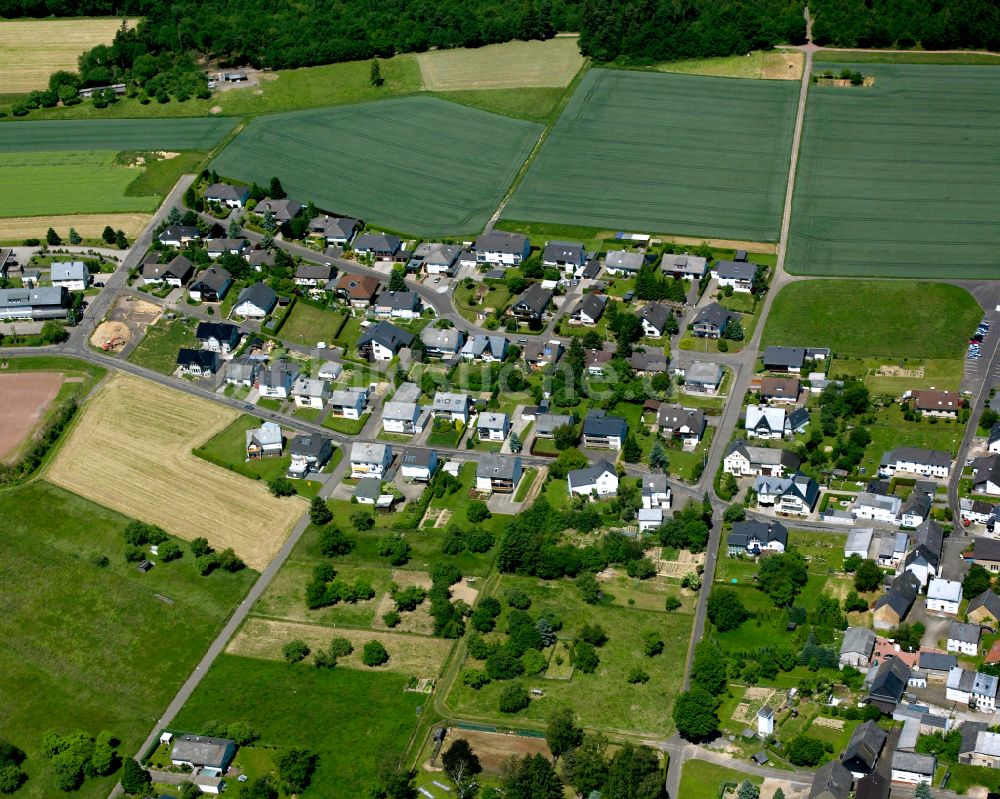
[502,68,799,242]
[210,96,541,236]
[761,280,981,358]
[679,760,762,799]
[788,62,1000,278]
[0,481,255,799]
[416,37,584,90]
[171,655,424,799]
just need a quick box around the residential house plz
[959,725,1000,767]
[639,303,672,338]
[963,497,998,525]
[630,351,668,374]
[906,519,945,584]
[477,412,510,442]
[255,198,302,223]
[0,247,13,280]
[353,233,402,259]
[382,402,423,435]
[328,388,368,420]
[915,652,957,684]
[189,265,233,302]
[845,528,875,560]
[350,442,393,479]
[176,348,219,376]
[683,361,724,394]
[890,752,935,786]
[335,274,380,307]
[195,322,240,353]
[900,489,932,527]
[988,422,1000,454]
[723,440,801,477]
[49,261,89,291]
[523,339,562,369]
[584,349,613,376]
[400,448,437,482]
[246,421,283,458]
[604,250,645,276]
[926,578,962,614]
[876,531,910,569]
[808,760,852,799]
[244,248,275,271]
[762,346,806,373]
[839,627,876,668]
[967,588,1000,625]
[661,252,708,280]
[257,359,299,399]
[170,735,236,774]
[760,376,800,404]
[461,334,508,362]
[880,447,951,479]
[206,238,248,259]
[641,474,671,510]
[726,520,788,557]
[357,321,413,362]
[842,721,887,778]
[873,571,921,630]
[866,655,912,713]
[317,361,343,381]
[232,282,277,318]
[947,622,982,656]
[204,183,248,208]
[657,404,705,449]
[476,454,522,493]
[757,706,775,737]
[947,667,998,712]
[853,492,902,523]
[972,536,1000,574]
[310,215,360,245]
[567,459,619,498]
[582,409,628,450]
[530,410,571,439]
[715,259,757,292]
[409,242,461,276]
[19,269,39,289]
[473,232,530,266]
[510,283,553,323]
[287,434,333,478]
[972,454,1000,495]
[392,382,421,404]
[375,290,422,320]
[691,302,734,338]
[294,264,335,287]
[421,327,464,359]
[788,407,809,435]
[225,356,259,387]
[432,392,470,424]
[542,241,586,273]
[291,376,330,410]
[354,477,382,505]
[143,254,194,287]
[745,405,788,439]
[157,225,200,247]
[754,473,820,516]
[908,389,961,418]
[569,293,607,325]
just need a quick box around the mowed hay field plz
[47,374,304,569]
[0,18,135,93]
[417,36,584,90]
[502,68,799,242]
[0,117,238,152]
[0,212,151,240]
[788,63,1000,278]
[762,280,981,358]
[211,96,541,236]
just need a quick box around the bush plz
[499,683,530,714]
[376,535,411,565]
[788,735,824,766]
[505,589,531,609]
[627,666,650,684]
[383,610,401,628]
[124,545,146,563]
[707,588,749,632]
[664,596,682,612]
[351,510,375,531]
[578,624,607,647]
[283,640,310,663]
[190,536,211,557]
[119,760,151,794]
[330,638,353,658]
[574,642,599,673]
[643,632,664,657]
[462,669,491,689]
[158,540,182,561]
[362,640,389,667]
[626,558,657,579]
[268,476,296,497]
[521,649,548,676]
[319,526,355,556]
[486,650,524,680]
[466,501,492,523]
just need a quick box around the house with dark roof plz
[357,321,413,362]
[753,472,819,516]
[170,735,236,774]
[760,376,800,404]
[908,389,961,419]
[691,302,734,338]
[866,655,912,713]
[968,589,1000,626]
[195,322,240,353]
[715,259,757,292]
[972,536,1000,575]
[204,183,248,208]
[523,339,562,369]
[255,198,303,223]
[726,520,787,557]
[808,760,852,799]
[460,334,508,363]
[839,627,876,668]
[375,290,422,320]
[232,282,277,318]
[474,232,530,266]
[334,273,380,307]
[723,441,800,478]
[257,360,299,399]
[510,284,553,323]
[309,215,361,245]
[972,453,1000,495]
[189,265,233,302]
[542,241,586,273]
[842,720,887,778]
[890,751,935,785]
[661,252,708,279]
[569,293,607,326]
[294,263,336,288]
[143,254,194,286]
[916,651,957,683]
[409,242,462,276]
[400,448,438,482]
[206,238,248,259]
[900,488,933,527]
[354,232,403,260]
[244,248,275,270]
[947,621,982,656]
[656,404,705,448]
[287,434,334,478]
[567,459,619,498]
[176,348,219,376]
[639,303,672,337]
[630,351,668,374]
[582,409,628,450]
[536,413,574,439]
[762,346,806,373]
[880,447,951,480]
[989,422,1000,454]
[959,722,1000,767]
[157,225,200,247]
[475,454,522,493]
[584,349,613,378]
[873,570,921,630]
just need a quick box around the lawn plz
[829,355,965,393]
[679,759,762,799]
[128,316,199,374]
[210,96,542,237]
[788,62,1000,278]
[514,468,538,502]
[762,280,981,359]
[0,481,255,799]
[279,303,348,346]
[0,151,160,217]
[322,411,370,435]
[445,574,692,736]
[0,117,238,152]
[171,655,424,799]
[416,37,584,91]
[947,764,1000,794]
[859,404,962,477]
[502,68,799,242]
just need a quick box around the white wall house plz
[926,578,962,614]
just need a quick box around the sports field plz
[762,280,981,358]
[0,18,135,93]
[417,37,584,90]
[502,68,799,242]
[211,96,541,236]
[46,374,304,569]
[0,371,64,461]
[0,117,238,152]
[788,63,1000,278]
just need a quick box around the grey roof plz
[918,651,957,672]
[542,241,584,264]
[355,477,382,501]
[420,326,464,352]
[536,413,573,436]
[255,198,302,221]
[461,334,508,359]
[641,473,669,497]
[968,589,1000,619]
[583,409,628,440]
[195,322,239,345]
[401,448,435,468]
[868,655,912,705]
[885,446,952,468]
[475,231,528,255]
[392,382,422,403]
[205,183,246,201]
[715,259,757,281]
[354,232,401,253]
[973,453,1000,489]
[245,248,275,267]
[50,261,88,282]
[192,264,232,293]
[630,351,668,373]
[727,519,788,551]
[329,388,366,409]
[809,760,852,799]
[949,621,982,645]
[478,412,508,430]
[289,434,332,459]
[143,254,193,282]
[383,401,420,421]
[411,241,461,267]
[476,453,520,480]
[206,237,247,253]
[657,404,704,433]
[692,301,733,331]
[605,249,645,272]
[567,459,617,492]
[856,492,902,515]
[763,346,806,368]
[842,720,887,773]
[725,440,801,470]
[753,472,820,508]
[685,361,723,385]
[661,252,708,276]
[358,320,414,352]
[351,441,390,464]
[788,407,810,431]
[874,570,921,619]
[170,735,235,769]
[310,215,360,238]
[295,263,335,281]
[901,488,932,519]
[974,536,1000,562]
[639,302,670,332]
[512,283,553,317]
[840,627,876,658]
[989,422,1000,447]
[158,225,199,241]
[891,751,935,776]
[523,338,562,365]
[571,293,607,321]
[960,721,989,756]
[246,421,281,450]
[235,281,277,313]
[432,392,469,413]
[846,527,874,554]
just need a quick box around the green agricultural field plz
[171,655,424,799]
[0,481,255,799]
[210,96,542,237]
[788,63,1000,278]
[0,151,159,217]
[0,117,237,152]
[762,280,981,359]
[502,68,799,242]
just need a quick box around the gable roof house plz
[157,225,200,247]
[873,570,921,630]
[808,760,852,799]
[461,334,508,362]
[745,405,788,440]
[909,389,961,418]
[170,735,237,774]
[536,413,574,439]
[840,627,876,668]
[225,356,259,387]
[947,667,998,712]
[972,454,1000,495]
[853,492,902,524]
[723,440,801,478]
[476,454,522,494]
[335,273,380,307]
[195,321,240,353]
[691,302,734,338]
[291,376,331,410]
[683,361,724,394]
[880,447,952,480]
[753,473,819,516]
[967,589,1000,626]
[474,232,530,266]
[421,327,465,358]
[523,339,563,369]
[257,359,299,399]
[510,283,553,323]
[328,387,368,420]
[176,348,219,376]
[204,183,248,208]
[972,536,1000,574]
[866,655,912,713]
[641,473,671,510]
[568,459,619,498]
[206,238,248,259]
[845,527,875,560]
[375,290,422,320]
[409,242,462,276]
[960,725,1000,767]
[760,376,800,404]
[584,348,613,376]
[189,265,233,302]
[900,488,933,528]
[762,346,806,373]
[244,247,275,271]
[432,391,471,423]
[542,241,586,273]
[947,621,982,656]
[232,282,277,318]
[382,401,423,435]
[309,215,361,245]
[926,578,963,615]
[842,720,888,778]
[245,421,283,459]
[143,254,194,286]
[352,232,403,259]
[350,442,393,479]
[661,252,708,280]
[49,261,89,291]
[727,519,788,557]
[714,259,757,292]
[357,321,413,362]
[988,422,1000,455]
[477,412,510,442]
[400,448,438,482]
[890,751,935,786]
[630,350,669,375]
[582,409,628,450]
[639,303,672,338]
[294,263,336,288]
[255,198,303,223]
[287,434,334,478]
[604,249,645,276]
[569,293,607,326]
[657,404,705,449]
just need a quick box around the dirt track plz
[0,371,64,461]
